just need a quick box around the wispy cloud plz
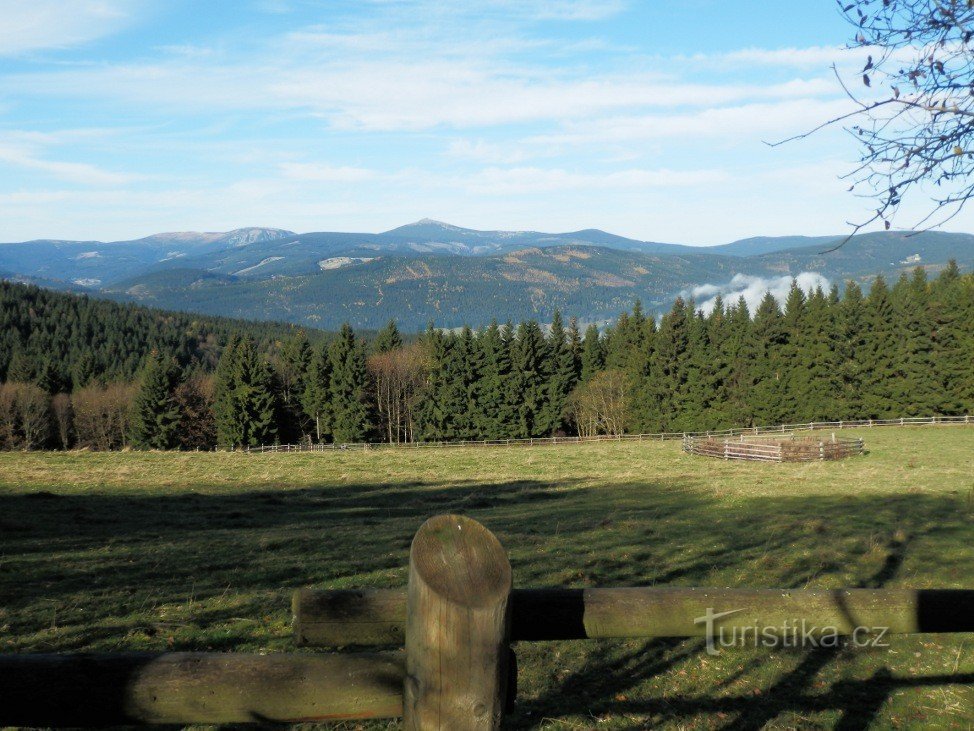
[0,142,142,185]
[0,0,139,56]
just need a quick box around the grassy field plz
[2,426,974,729]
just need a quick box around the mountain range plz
[1,220,971,330]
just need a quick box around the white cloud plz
[0,0,138,56]
[0,143,142,185]
[278,162,379,182]
[462,166,730,194]
[489,0,627,20]
[688,272,832,316]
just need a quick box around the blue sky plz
[0,0,954,243]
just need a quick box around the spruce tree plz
[580,324,605,381]
[509,320,549,437]
[71,351,97,390]
[837,282,868,418]
[567,316,583,382]
[796,287,842,420]
[780,281,809,420]
[538,310,577,435]
[328,323,372,443]
[931,262,974,413]
[302,342,332,442]
[890,269,939,416]
[276,332,312,442]
[721,296,753,426]
[457,326,484,438]
[5,347,33,383]
[671,308,714,432]
[861,276,899,418]
[372,320,403,354]
[130,351,182,450]
[417,328,471,440]
[472,321,515,439]
[640,298,690,431]
[213,337,279,448]
[747,292,787,425]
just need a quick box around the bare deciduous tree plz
[0,382,51,450]
[73,382,137,450]
[368,343,431,444]
[51,393,74,450]
[779,1,974,240]
[565,369,630,437]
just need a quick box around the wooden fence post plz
[404,514,512,730]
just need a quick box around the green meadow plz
[2,426,974,729]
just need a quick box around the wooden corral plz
[683,433,865,462]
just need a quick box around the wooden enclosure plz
[683,433,865,462]
[3,514,974,729]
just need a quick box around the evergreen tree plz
[472,321,515,439]
[837,282,868,418]
[861,276,899,418]
[670,308,714,431]
[213,337,279,448]
[276,332,312,441]
[890,269,939,415]
[416,327,469,440]
[129,351,183,450]
[931,262,974,413]
[5,347,33,383]
[567,317,583,382]
[639,297,690,431]
[747,292,787,425]
[538,310,578,434]
[372,320,404,354]
[795,287,842,420]
[580,324,605,381]
[779,281,809,420]
[302,342,332,442]
[71,351,97,390]
[722,296,753,426]
[328,323,373,443]
[509,320,550,437]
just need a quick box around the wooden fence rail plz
[3,514,974,729]
[245,414,973,454]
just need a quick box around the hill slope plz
[104,245,770,330]
[0,280,324,388]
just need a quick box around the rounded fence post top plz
[410,514,512,608]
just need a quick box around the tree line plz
[1,264,972,450]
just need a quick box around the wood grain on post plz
[0,651,404,727]
[403,514,512,730]
[295,587,974,646]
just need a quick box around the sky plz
[1,0,965,244]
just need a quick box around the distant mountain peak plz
[383,219,471,236]
[414,218,461,228]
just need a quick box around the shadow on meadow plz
[2,471,974,727]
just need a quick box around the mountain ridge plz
[2,222,972,331]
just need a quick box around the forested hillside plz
[0,282,326,391]
[1,265,971,451]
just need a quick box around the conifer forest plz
[1,263,972,451]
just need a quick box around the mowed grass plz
[2,426,974,729]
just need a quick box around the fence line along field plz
[2,425,974,728]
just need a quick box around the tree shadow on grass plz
[501,484,974,729]
[2,473,974,727]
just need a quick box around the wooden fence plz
[3,514,974,728]
[682,433,866,462]
[245,414,972,453]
